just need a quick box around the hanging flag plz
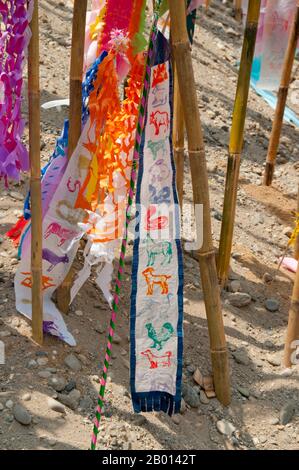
[0,0,33,185]
[130,31,183,415]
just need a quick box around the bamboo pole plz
[234,0,243,22]
[283,259,299,368]
[28,0,43,345]
[169,0,230,406]
[295,183,299,261]
[263,2,299,186]
[217,0,261,286]
[173,65,185,210]
[56,0,87,313]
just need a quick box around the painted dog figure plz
[141,349,172,369]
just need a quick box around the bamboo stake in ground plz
[234,0,243,22]
[283,258,299,368]
[217,0,261,287]
[295,184,299,261]
[57,0,87,314]
[173,68,185,209]
[169,0,230,406]
[263,3,299,186]
[28,0,43,345]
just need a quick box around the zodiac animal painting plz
[146,234,172,266]
[142,267,171,295]
[44,222,78,247]
[130,32,183,416]
[145,322,174,350]
[42,249,69,272]
[141,350,172,369]
[150,111,170,136]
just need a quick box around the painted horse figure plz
[146,234,172,267]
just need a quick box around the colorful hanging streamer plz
[0,0,33,185]
[90,2,162,451]
[130,31,183,415]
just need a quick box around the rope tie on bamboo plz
[188,149,206,159]
[90,1,162,451]
[197,249,216,257]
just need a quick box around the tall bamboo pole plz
[295,184,299,261]
[56,0,87,313]
[263,3,299,186]
[28,0,43,345]
[169,0,230,406]
[173,66,185,210]
[234,0,243,22]
[217,0,261,286]
[283,259,299,368]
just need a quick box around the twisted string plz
[90,2,161,451]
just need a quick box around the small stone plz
[264,298,279,312]
[48,376,67,392]
[113,333,121,344]
[280,368,293,377]
[47,398,66,414]
[186,364,196,374]
[132,414,146,426]
[37,357,48,366]
[228,292,251,307]
[0,403,4,411]
[5,400,14,409]
[38,370,52,379]
[180,398,187,414]
[57,389,81,410]
[27,359,38,369]
[47,438,56,447]
[13,404,31,425]
[232,348,250,366]
[0,331,11,337]
[280,401,296,425]
[216,420,236,437]
[228,280,241,293]
[237,386,250,398]
[35,351,48,357]
[79,396,93,410]
[64,353,82,372]
[263,272,273,283]
[95,325,105,334]
[75,310,83,317]
[181,383,200,408]
[266,354,281,367]
[21,393,31,402]
[172,414,181,425]
[193,368,204,387]
[199,390,209,405]
[64,379,76,393]
[269,417,279,425]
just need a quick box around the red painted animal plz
[150,111,170,136]
[141,349,172,369]
[44,222,77,247]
